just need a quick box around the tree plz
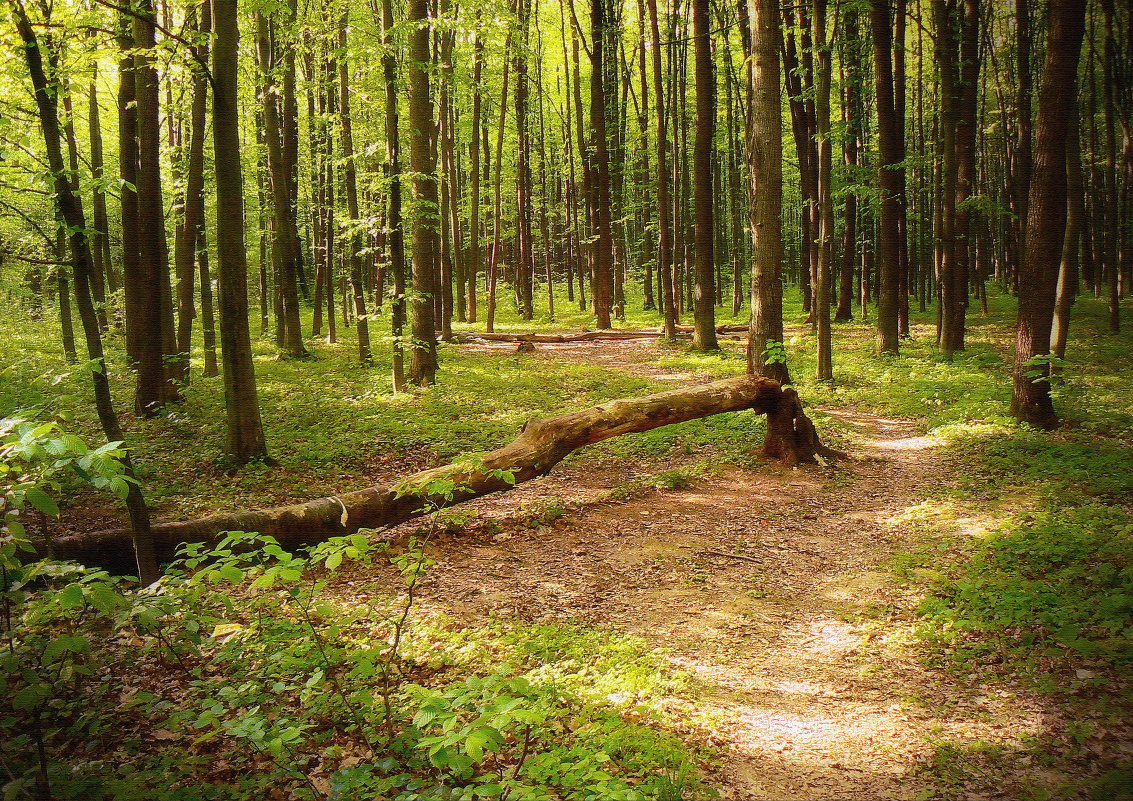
[406,0,439,385]
[1010,0,1086,429]
[212,0,270,462]
[742,0,790,385]
[690,0,718,351]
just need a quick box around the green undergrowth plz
[1,532,709,801]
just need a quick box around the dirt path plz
[390,340,1074,800]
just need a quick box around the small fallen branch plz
[39,375,837,573]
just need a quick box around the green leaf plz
[324,551,343,570]
[25,487,59,516]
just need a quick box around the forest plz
[1,0,1132,795]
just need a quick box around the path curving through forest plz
[386,339,1076,800]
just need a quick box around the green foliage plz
[918,504,1133,667]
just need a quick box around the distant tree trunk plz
[87,73,113,329]
[514,0,535,320]
[486,34,512,334]
[690,0,718,350]
[468,30,483,323]
[256,12,307,358]
[646,0,677,337]
[13,0,159,584]
[337,17,372,365]
[834,9,861,323]
[380,0,407,392]
[116,17,142,364]
[198,221,219,378]
[173,0,211,385]
[743,0,790,385]
[212,0,271,462]
[1010,0,1033,275]
[133,0,181,411]
[589,0,615,329]
[406,0,439,385]
[1010,0,1085,429]
[1051,108,1083,366]
[872,0,901,355]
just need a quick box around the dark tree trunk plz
[872,0,901,355]
[1010,0,1085,429]
[381,0,407,392]
[337,17,372,365]
[647,0,678,337]
[589,0,615,329]
[691,0,718,350]
[133,0,181,412]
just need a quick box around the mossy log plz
[41,375,836,573]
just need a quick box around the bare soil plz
[378,338,1116,800]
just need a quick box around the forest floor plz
[362,337,1130,801]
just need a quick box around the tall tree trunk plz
[117,17,142,364]
[13,0,159,584]
[690,0,718,350]
[87,73,113,329]
[1010,0,1085,429]
[406,0,439,385]
[743,0,790,385]
[872,0,901,355]
[467,30,483,323]
[1051,107,1083,366]
[812,0,833,380]
[337,17,372,365]
[380,0,407,392]
[646,0,677,337]
[256,13,307,358]
[133,0,182,411]
[174,0,211,386]
[212,0,271,462]
[589,0,615,329]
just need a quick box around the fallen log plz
[454,322,750,344]
[455,329,665,343]
[40,375,837,573]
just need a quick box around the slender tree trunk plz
[337,17,372,365]
[13,0,159,583]
[589,0,615,329]
[380,0,407,392]
[87,73,113,328]
[812,0,833,380]
[468,30,483,323]
[690,0,718,350]
[174,0,211,385]
[406,0,439,385]
[646,0,677,337]
[872,0,901,355]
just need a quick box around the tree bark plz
[691,0,718,350]
[406,0,440,385]
[1010,0,1085,429]
[213,0,271,462]
[381,0,407,392]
